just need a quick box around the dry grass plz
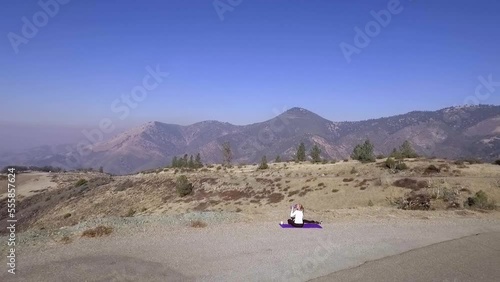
[81,225,113,238]
[60,236,72,244]
[190,220,207,228]
[393,178,428,191]
[4,159,500,235]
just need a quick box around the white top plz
[290,209,303,224]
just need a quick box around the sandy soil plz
[0,172,57,200]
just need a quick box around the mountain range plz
[1,105,499,175]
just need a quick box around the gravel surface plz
[1,216,500,281]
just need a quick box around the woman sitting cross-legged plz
[287,204,321,228]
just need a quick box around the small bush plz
[463,158,482,165]
[424,165,440,174]
[343,159,349,162]
[75,179,88,187]
[376,155,386,159]
[393,178,428,191]
[331,189,339,193]
[368,200,374,206]
[176,175,193,197]
[81,225,113,238]
[60,236,72,244]
[396,192,431,210]
[350,167,357,174]
[63,213,72,219]
[317,182,325,187]
[385,158,407,171]
[494,160,500,165]
[124,208,136,217]
[465,190,496,210]
[190,220,207,228]
[258,156,269,170]
[342,178,354,182]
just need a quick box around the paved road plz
[310,232,500,282]
[1,218,500,281]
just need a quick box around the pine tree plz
[258,155,269,170]
[399,140,418,158]
[195,153,203,168]
[275,155,281,163]
[390,148,403,159]
[296,142,306,162]
[188,155,195,168]
[172,156,178,168]
[351,139,375,162]
[183,154,188,167]
[310,144,321,163]
[222,141,232,167]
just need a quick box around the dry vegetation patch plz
[267,193,284,203]
[393,178,428,191]
[81,225,113,238]
[190,220,207,228]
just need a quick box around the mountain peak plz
[285,107,314,114]
[277,107,322,118]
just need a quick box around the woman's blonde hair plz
[296,204,304,211]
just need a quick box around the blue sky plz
[1,0,499,129]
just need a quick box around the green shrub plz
[63,213,72,219]
[385,158,408,171]
[75,179,88,187]
[351,139,375,163]
[368,200,374,206]
[465,190,496,210]
[258,156,269,170]
[494,160,500,165]
[176,175,193,197]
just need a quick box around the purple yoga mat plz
[280,223,322,229]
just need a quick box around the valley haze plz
[1,105,499,175]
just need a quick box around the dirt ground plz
[1,159,499,233]
[0,159,499,280]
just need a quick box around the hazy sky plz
[1,0,499,129]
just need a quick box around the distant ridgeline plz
[0,165,65,173]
